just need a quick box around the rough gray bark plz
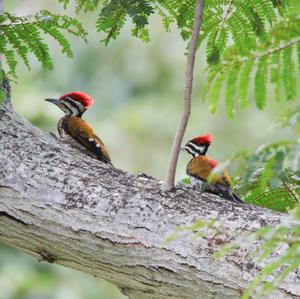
[0,86,300,299]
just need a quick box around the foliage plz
[60,0,154,44]
[59,0,300,116]
[215,205,300,299]
[240,169,300,212]
[205,0,300,116]
[164,205,300,298]
[180,177,191,185]
[2,0,298,113]
[234,105,300,212]
[242,214,300,298]
[0,10,87,78]
[62,0,282,52]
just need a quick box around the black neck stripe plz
[187,142,200,152]
[186,146,196,157]
[62,102,73,115]
[64,98,81,113]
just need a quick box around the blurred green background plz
[1,1,294,298]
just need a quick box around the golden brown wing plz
[186,156,231,186]
[63,117,111,164]
[186,157,243,203]
[186,156,214,181]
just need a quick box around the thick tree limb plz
[0,96,300,298]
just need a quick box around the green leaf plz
[297,44,300,71]
[181,177,191,185]
[270,51,281,101]
[238,60,253,108]
[225,65,239,117]
[282,46,296,100]
[39,23,73,57]
[208,73,224,114]
[2,26,30,70]
[0,11,87,77]
[58,0,69,9]
[254,56,268,110]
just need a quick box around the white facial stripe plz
[186,142,207,156]
[60,102,73,115]
[185,146,197,157]
[187,142,198,152]
[64,101,78,115]
[72,100,85,113]
[63,97,86,116]
[189,142,206,153]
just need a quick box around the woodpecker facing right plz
[182,134,244,204]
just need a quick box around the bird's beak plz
[45,98,61,106]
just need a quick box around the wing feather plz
[63,117,112,164]
[186,156,231,186]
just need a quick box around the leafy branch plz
[0,10,87,78]
[204,0,300,116]
[165,204,300,298]
[219,206,300,299]
[220,105,300,212]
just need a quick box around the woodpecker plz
[186,156,244,203]
[181,134,243,203]
[182,134,213,157]
[45,91,112,164]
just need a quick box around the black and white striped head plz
[181,134,213,157]
[45,91,94,117]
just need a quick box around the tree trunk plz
[0,84,299,299]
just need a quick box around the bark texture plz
[0,94,300,298]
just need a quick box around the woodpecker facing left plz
[45,91,112,164]
[182,134,244,204]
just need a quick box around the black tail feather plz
[228,191,244,204]
[200,182,245,204]
[217,189,244,204]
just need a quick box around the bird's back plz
[58,116,111,164]
[186,156,231,186]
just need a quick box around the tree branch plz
[0,91,299,298]
[0,0,11,110]
[165,0,205,189]
[0,72,12,109]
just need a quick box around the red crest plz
[190,134,213,145]
[60,91,94,107]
